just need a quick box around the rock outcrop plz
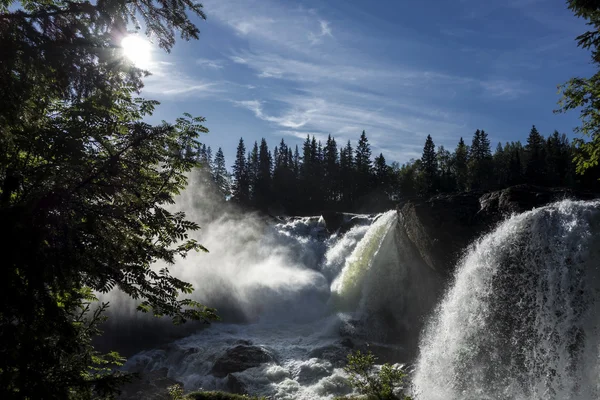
[210,345,275,378]
[398,185,597,278]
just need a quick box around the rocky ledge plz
[398,185,598,278]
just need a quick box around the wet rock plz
[309,343,352,368]
[226,373,247,394]
[118,368,181,400]
[398,185,597,278]
[210,345,275,378]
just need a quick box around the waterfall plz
[120,208,404,399]
[330,211,397,311]
[412,200,600,400]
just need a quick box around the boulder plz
[210,345,275,378]
[118,368,182,400]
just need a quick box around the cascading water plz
[116,176,404,399]
[412,200,600,400]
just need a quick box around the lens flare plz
[120,35,151,69]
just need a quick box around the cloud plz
[196,58,225,69]
[308,20,333,45]
[232,100,315,129]
[480,79,529,99]
[141,61,226,97]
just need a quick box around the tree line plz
[194,125,600,215]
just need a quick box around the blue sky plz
[140,0,594,166]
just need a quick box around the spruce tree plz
[212,148,230,198]
[247,141,259,202]
[340,140,355,206]
[468,129,493,190]
[323,135,340,203]
[256,138,273,209]
[437,145,455,192]
[232,138,249,204]
[453,137,469,192]
[355,131,373,198]
[421,135,438,194]
[374,153,390,189]
[525,125,546,184]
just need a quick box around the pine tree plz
[255,138,273,209]
[525,125,546,184]
[437,145,455,192]
[374,153,389,189]
[323,135,340,203]
[453,137,469,192]
[421,135,438,194]
[231,138,249,204]
[212,148,230,198]
[468,129,493,190]
[507,141,524,186]
[247,141,259,202]
[355,131,373,199]
[340,140,355,206]
[546,131,573,187]
[293,145,301,179]
[493,142,509,188]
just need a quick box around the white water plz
[413,200,600,400]
[121,175,402,398]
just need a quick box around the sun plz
[120,35,152,69]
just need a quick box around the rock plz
[226,373,247,394]
[210,345,275,378]
[320,210,345,233]
[308,343,352,368]
[118,368,182,400]
[398,185,597,278]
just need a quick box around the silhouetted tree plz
[453,137,469,192]
[421,135,438,194]
[231,138,249,204]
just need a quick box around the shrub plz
[343,350,412,400]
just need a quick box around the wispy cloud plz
[308,20,333,45]
[191,0,539,161]
[196,58,225,69]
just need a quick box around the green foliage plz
[0,0,217,398]
[185,390,267,400]
[344,350,411,400]
[169,384,186,400]
[557,0,600,175]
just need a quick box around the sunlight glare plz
[121,35,152,69]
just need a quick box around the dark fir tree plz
[506,141,524,186]
[323,135,340,203]
[420,135,438,194]
[525,125,547,184]
[374,153,390,190]
[468,129,493,190]
[247,141,259,203]
[453,137,469,192]
[212,148,230,198]
[437,145,455,192]
[255,138,273,209]
[546,131,573,187]
[232,138,249,204]
[493,142,510,188]
[340,140,355,206]
[355,130,373,198]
